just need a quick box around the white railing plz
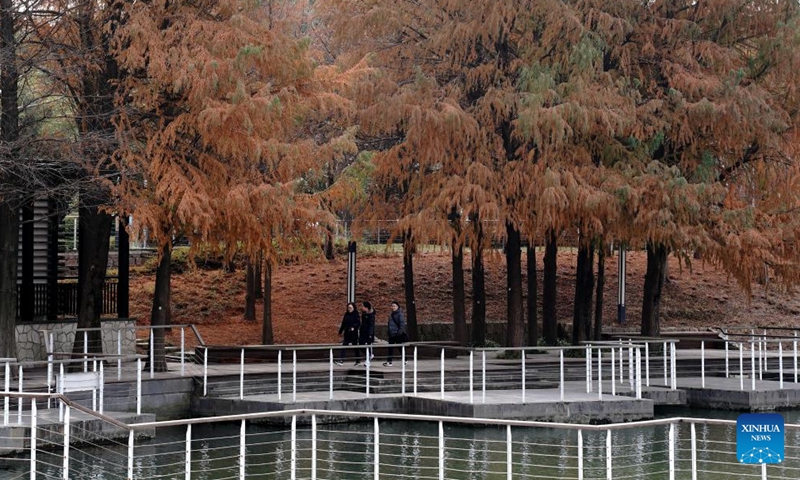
[2,355,146,421]
[196,343,649,404]
[5,393,800,479]
[37,323,205,379]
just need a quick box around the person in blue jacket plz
[383,300,407,367]
[336,302,361,365]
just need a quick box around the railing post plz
[795,332,798,384]
[636,348,642,400]
[606,430,612,480]
[312,415,318,480]
[740,344,744,391]
[240,348,245,400]
[185,424,192,480]
[149,329,154,379]
[329,349,333,400]
[278,350,282,401]
[84,331,88,373]
[17,365,22,424]
[291,415,296,480]
[127,429,134,480]
[762,461,767,480]
[559,350,564,402]
[663,340,668,386]
[598,350,602,399]
[63,405,70,480]
[412,347,417,396]
[366,355,371,398]
[47,333,54,408]
[586,345,592,393]
[180,327,185,377]
[668,422,675,480]
[3,361,8,426]
[611,348,616,396]
[440,348,445,400]
[469,351,474,404]
[118,329,122,381]
[701,341,705,388]
[725,340,729,378]
[100,361,105,414]
[58,363,64,422]
[203,348,208,396]
[690,422,697,480]
[671,343,677,390]
[240,419,246,480]
[522,350,526,403]
[763,329,768,372]
[439,421,445,480]
[779,342,784,390]
[293,350,297,403]
[481,351,486,403]
[136,358,142,415]
[751,340,756,391]
[577,430,584,480]
[506,425,512,480]
[628,345,634,390]
[619,343,624,385]
[373,417,379,480]
[402,346,407,395]
[758,333,763,380]
[645,342,650,387]
[30,399,36,480]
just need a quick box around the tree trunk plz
[324,229,335,260]
[505,222,523,347]
[147,243,170,372]
[542,229,558,345]
[245,258,256,320]
[451,238,467,346]
[572,242,595,345]
[471,217,486,345]
[0,0,19,359]
[594,242,606,341]
[0,203,18,359]
[254,252,262,299]
[641,242,668,337]
[75,204,112,358]
[527,243,538,346]
[403,229,419,341]
[118,216,130,318]
[262,261,273,344]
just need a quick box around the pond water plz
[2,409,798,479]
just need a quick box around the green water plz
[2,410,799,479]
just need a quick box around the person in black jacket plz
[358,301,375,366]
[336,302,360,365]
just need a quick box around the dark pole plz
[617,246,626,325]
[117,215,130,318]
[347,241,357,303]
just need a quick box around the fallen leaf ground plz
[129,249,800,347]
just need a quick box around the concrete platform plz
[192,382,653,424]
[0,409,155,456]
[679,376,800,410]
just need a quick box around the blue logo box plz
[737,413,784,464]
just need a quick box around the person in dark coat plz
[358,301,375,366]
[383,300,407,366]
[336,302,360,365]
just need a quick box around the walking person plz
[336,302,360,365]
[358,301,375,366]
[383,300,407,367]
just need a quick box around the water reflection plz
[3,413,800,479]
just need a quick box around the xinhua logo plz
[737,413,784,464]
